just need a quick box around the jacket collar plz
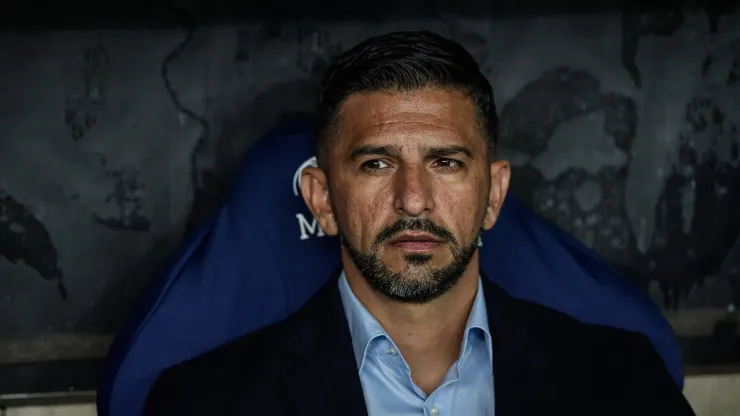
[278,268,369,416]
[278,268,564,415]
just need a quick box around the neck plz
[342,254,480,393]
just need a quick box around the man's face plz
[302,88,510,303]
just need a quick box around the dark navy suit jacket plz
[99,116,684,416]
[144,271,694,416]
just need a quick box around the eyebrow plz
[349,145,402,161]
[426,145,474,159]
[349,144,474,160]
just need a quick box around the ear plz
[300,166,339,236]
[482,160,511,231]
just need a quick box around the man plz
[144,31,694,415]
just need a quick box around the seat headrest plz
[224,114,650,311]
[99,114,682,416]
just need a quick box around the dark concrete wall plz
[0,10,738,343]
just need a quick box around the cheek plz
[337,184,390,247]
[439,183,486,240]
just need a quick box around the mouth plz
[387,232,444,253]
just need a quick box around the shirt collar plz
[338,273,388,370]
[462,277,494,371]
[338,271,493,372]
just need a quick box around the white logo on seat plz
[292,156,318,197]
[292,156,325,240]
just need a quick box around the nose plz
[393,164,434,217]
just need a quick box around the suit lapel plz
[482,277,568,414]
[275,271,573,415]
[278,271,368,416]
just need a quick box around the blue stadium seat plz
[97,116,683,416]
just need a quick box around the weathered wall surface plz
[0,10,738,360]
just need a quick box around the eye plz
[432,158,463,170]
[361,159,391,172]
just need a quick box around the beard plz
[339,217,479,304]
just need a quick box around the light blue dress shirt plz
[338,273,495,416]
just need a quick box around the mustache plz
[373,218,457,248]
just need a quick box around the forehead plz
[334,88,482,149]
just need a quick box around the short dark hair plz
[315,30,498,170]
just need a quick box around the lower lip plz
[389,241,442,252]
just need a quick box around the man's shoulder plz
[165,315,294,380]
[514,294,651,343]
[142,321,295,414]
[155,279,339,386]
[150,318,293,392]
[143,316,298,414]
[146,276,344,413]
[509,294,668,371]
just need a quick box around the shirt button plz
[387,347,398,356]
[430,405,439,415]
